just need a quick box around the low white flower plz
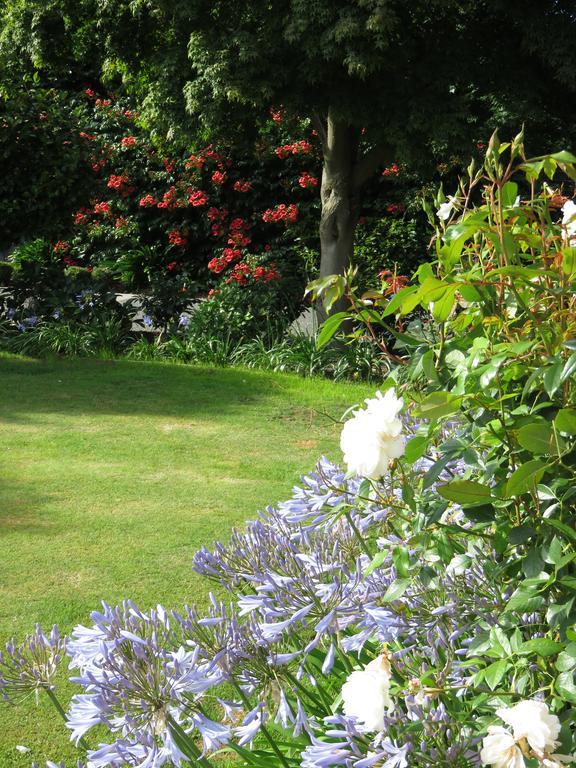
[340,389,404,479]
[341,654,393,732]
[496,699,560,755]
[542,756,576,768]
[437,200,454,221]
[15,745,30,754]
[480,726,525,768]
[562,200,576,242]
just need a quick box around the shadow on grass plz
[0,355,292,422]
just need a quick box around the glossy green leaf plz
[555,409,576,435]
[437,480,492,506]
[505,460,546,498]
[517,422,555,455]
[519,638,564,657]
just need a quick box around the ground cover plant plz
[4,137,576,768]
[0,354,374,767]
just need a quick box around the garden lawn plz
[0,354,373,767]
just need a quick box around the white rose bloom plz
[496,700,561,755]
[341,655,393,732]
[542,756,576,768]
[437,201,454,221]
[562,200,576,242]
[480,726,525,768]
[340,389,404,479]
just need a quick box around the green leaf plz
[381,285,417,317]
[555,671,576,704]
[544,362,564,397]
[505,582,546,613]
[431,285,457,322]
[517,422,555,455]
[483,659,508,690]
[392,546,410,578]
[316,312,352,349]
[506,460,546,498]
[562,247,576,278]
[556,643,576,672]
[560,352,576,385]
[555,409,576,435]
[519,638,564,657]
[437,480,492,506]
[365,551,387,577]
[382,578,410,602]
[404,435,428,463]
[500,181,518,207]
[414,391,463,421]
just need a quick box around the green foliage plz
[312,133,576,713]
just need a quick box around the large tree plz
[3,0,576,281]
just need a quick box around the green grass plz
[0,354,373,766]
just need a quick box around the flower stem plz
[45,687,90,752]
[344,511,372,557]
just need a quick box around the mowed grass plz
[0,354,373,766]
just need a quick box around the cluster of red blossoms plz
[139,194,157,208]
[121,136,136,149]
[188,189,208,207]
[79,131,95,141]
[207,206,228,237]
[298,171,318,189]
[185,145,226,171]
[53,241,69,254]
[382,163,400,177]
[227,217,251,247]
[208,247,242,274]
[262,203,298,224]
[233,179,251,193]
[269,107,284,123]
[94,201,112,216]
[95,99,112,109]
[386,203,406,215]
[275,140,312,159]
[226,262,280,286]
[211,170,227,186]
[107,174,135,197]
[168,229,187,247]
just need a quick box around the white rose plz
[480,726,525,768]
[341,655,393,732]
[437,201,454,221]
[496,700,560,755]
[562,200,576,242]
[340,389,404,479]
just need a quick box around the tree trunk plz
[317,110,360,321]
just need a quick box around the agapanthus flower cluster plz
[0,625,65,702]
[4,391,567,768]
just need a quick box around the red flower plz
[74,211,87,225]
[115,217,128,229]
[262,203,298,224]
[53,241,69,254]
[79,131,95,141]
[121,136,136,148]
[382,163,400,177]
[139,194,157,208]
[298,171,318,189]
[94,201,111,215]
[188,190,208,207]
[85,88,95,98]
[166,261,180,272]
[269,107,284,123]
[185,153,205,170]
[274,140,312,159]
[233,179,252,193]
[168,230,187,247]
[211,170,227,186]
[164,160,174,173]
[386,203,406,215]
